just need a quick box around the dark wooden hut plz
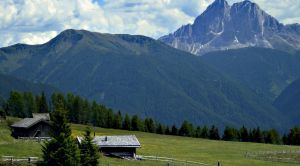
[77,135,141,159]
[10,113,51,139]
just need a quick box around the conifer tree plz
[131,115,141,131]
[200,126,209,138]
[113,111,123,129]
[7,91,25,118]
[42,99,80,166]
[38,92,48,113]
[171,125,178,135]
[287,126,300,145]
[156,123,164,134]
[223,126,239,141]
[123,114,131,130]
[209,125,220,140]
[79,127,100,166]
[239,126,249,142]
[144,118,156,133]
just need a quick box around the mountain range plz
[0,29,286,129]
[159,0,300,55]
[1,0,300,131]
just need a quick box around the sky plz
[0,0,300,47]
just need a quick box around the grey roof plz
[77,135,141,148]
[11,113,50,128]
[32,113,50,120]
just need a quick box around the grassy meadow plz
[0,118,300,166]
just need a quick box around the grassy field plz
[1,118,300,166]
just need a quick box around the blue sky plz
[0,0,299,47]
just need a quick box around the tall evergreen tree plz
[171,125,178,135]
[38,92,48,113]
[200,126,209,138]
[113,111,123,129]
[156,123,164,134]
[287,126,300,145]
[223,126,239,141]
[209,125,220,140]
[253,127,264,143]
[79,127,100,166]
[42,99,80,166]
[239,126,249,142]
[105,109,114,128]
[131,115,141,131]
[7,91,25,118]
[123,114,131,130]
[144,118,156,133]
[264,129,281,144]
[23,92,37,117]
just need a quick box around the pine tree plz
[287,126,300,145]
[38,92,48,113]
[239,126,249,142]
[131,115,141,131]
[156,123,164,134]
[79,127,100,166]
[253,127,264,143]
[144,118,156,133]
[171,125,178,135]
[264,129,281,144]
[194,126,202,138]
[179,120,193,136]
[113,111,123,129]
[23,92,37,117]
[200,126,209,138]
[165,126,170,135]
[42,99,80,166]
[223,126,239,141]
[123,114,131,130]
[7,91,25,118]
[209,125,220,140]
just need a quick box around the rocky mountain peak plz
[159,0,300,55]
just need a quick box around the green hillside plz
[0,73,59,98]
[202,48,300,101]
[0,119,300,166]
[273,78,300,125]
[0,29,285,129]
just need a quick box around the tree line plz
[1,91,299,146]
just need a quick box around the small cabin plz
[77,135,141,159]
[10,113,51,139]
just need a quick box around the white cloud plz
[0,0,299,47]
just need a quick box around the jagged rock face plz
[159,0,300,55]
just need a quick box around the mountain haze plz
[0,73,59,98]
[202,48,300,101]
[160,0,300,55]
[274,78,300,125]
[0,29,285,129]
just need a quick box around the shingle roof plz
[11,118,43,128]
[11,114,50,129]
[77,135,141,148]
[32,113,50,120]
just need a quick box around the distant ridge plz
[160,0,300,55]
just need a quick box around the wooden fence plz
[245,150,300,164]
[1,156,39,164]
[138,155,216,166]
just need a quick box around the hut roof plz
[77,135,141,148]
[32,113,50,120]
[11,113,50,129]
